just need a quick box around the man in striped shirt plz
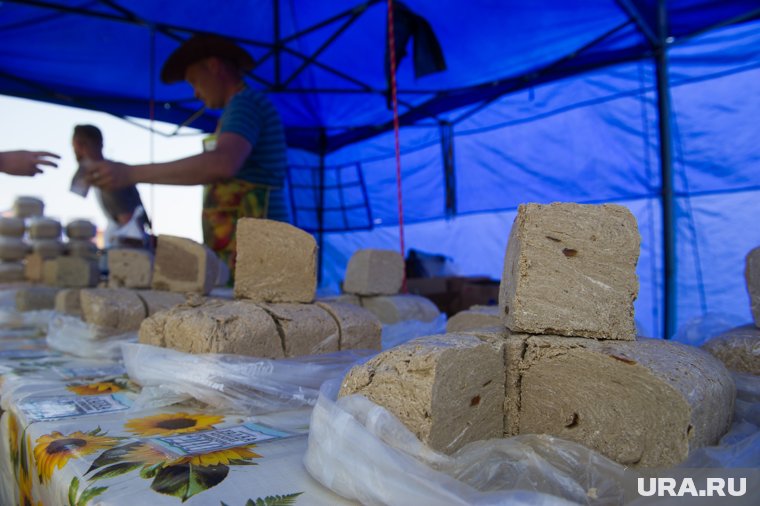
[86,34,290,276]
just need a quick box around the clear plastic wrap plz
[122,343,374,415]
[304,380,627,506]
[0,308,54,332]
[0,288,19,309]
[671,372,760,469]
[382,312,448,349]
[671,312,746,346]
[46,314,136,359]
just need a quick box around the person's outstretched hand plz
[0,150,60,176]
[85,159,133,190]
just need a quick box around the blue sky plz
[1,95,205,242]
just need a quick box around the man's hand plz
[0,150,60,176]
[85,160,133,190]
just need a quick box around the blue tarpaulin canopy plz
[2,0,759,338]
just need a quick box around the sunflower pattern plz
[65,377,135,396]
[8,410,20,466]
[81,412,264,502]
[33,428,120,483]
[124,412,225,437]
[18,463,43,506]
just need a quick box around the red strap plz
[387,0,407,292]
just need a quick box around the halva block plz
[139,299,283,357]
[343,249,405,296]
[339,333,505,454]
[234,219,317,303]
[151,235,218,294]
[499,203,640,340]
[360,294,439,324]
[81,288,146,333]
[108,248,153,288]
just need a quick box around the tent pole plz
[317,129,327,285]
[273,0,281,88]
[656,0,676,339]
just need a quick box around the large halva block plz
[55,289,83,317]
[746,247,760,328]
[499,203,640,340]
[151,235,218,295]
[461,327,525,437]
[234,218,316,303]
[514,334,734,467]
[339,333,506,454]
[259,303,339,356]
[139,299,283,357]
[348,330,735,468]
[343,249,404,296]
[16,286,58,311]
[135,290,187,316]
[360,294,439,324]
[702,324,760,375]
[42,257,99,287]
[446,305,501,333]
[316,301,382,351]
[81,288,146,333]
[109,248,153,288]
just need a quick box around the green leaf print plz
[151,462,229,502]
[68,476,79,506]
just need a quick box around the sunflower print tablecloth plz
[1,329,356,505]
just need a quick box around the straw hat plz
[161,34,254,84]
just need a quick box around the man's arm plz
[87,132,252,189]
[0,150,59,176]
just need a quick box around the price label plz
[53,365,127,380]
[19,393,132,421]
[150,422,292,457]
[0,349,51,360]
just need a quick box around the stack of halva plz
[0,197,46,283]
[0,216,27,283]
[14,217,101,311]
[139,219,382,357]
[701,246,760,375]
[54,234,223,335]
[340,203,736,467]
[326,248,440,324]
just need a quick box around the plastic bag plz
[304,380,627,506]
[122,343,374,415]
[46,314,136,360]
[679,372,760,468]
[671,312,746,346]
[0,288,20,309]
[382,312,448,350]
[0,308,54,331]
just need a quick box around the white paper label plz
[53,365,127,380]
[19,393,132,421]
[0,349,51,360]
[149,422,292,457]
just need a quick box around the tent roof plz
[2,0,758,152]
